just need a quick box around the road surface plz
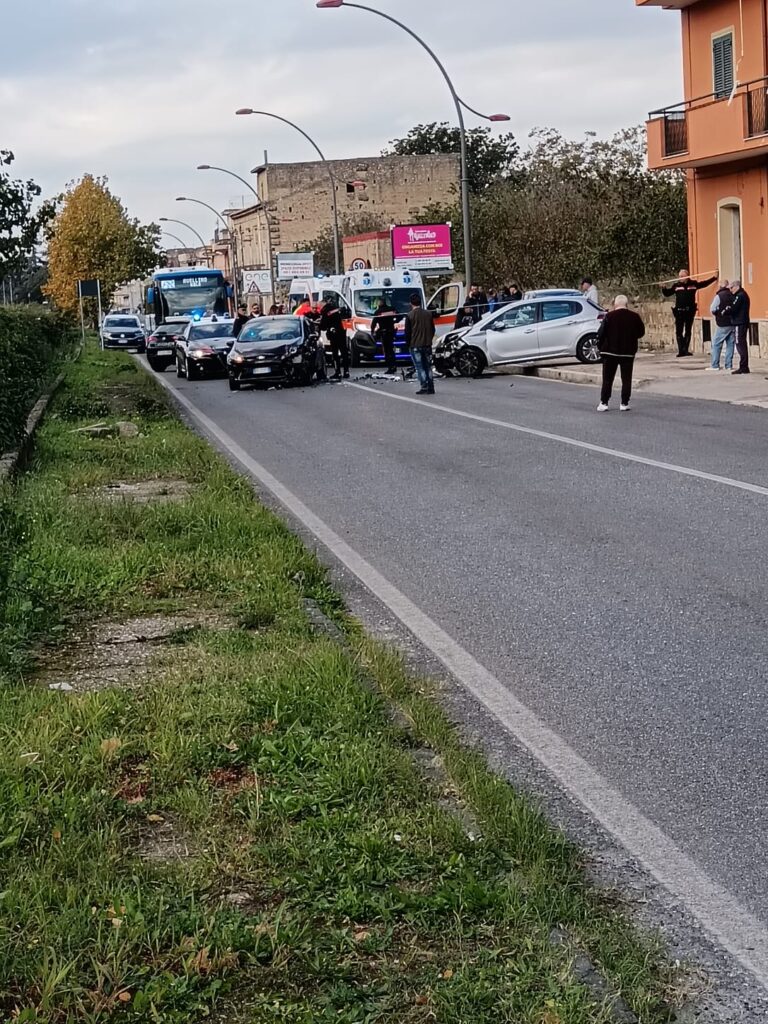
[153,364,768,988]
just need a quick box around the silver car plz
[434,296,603,378]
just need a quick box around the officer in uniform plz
[319,297,349,380]
[662,268,717,357]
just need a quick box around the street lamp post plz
[197,164,277,297]
[161,230,191,250]
[159,217,212,266]
[235,108,341,276]
[316,0,510,289]
[176,197,240,305]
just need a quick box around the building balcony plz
[647,77,768,169]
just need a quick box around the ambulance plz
[338,268,464,366]
[288,275,345,311]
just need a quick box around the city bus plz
[147,267,231,325]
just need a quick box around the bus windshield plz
[354,288,417,317]
[153,273,228,322]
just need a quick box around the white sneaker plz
[620,404,630,412]
[706,366,720,371]
[597,403,609,412]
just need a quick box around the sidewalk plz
[503,351,768,408]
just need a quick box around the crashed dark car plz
[146,319,189,372]
[227,316,321,390]
[175,317,236,380]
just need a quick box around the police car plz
[175,316,236,381]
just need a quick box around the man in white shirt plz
[581,277,599,306]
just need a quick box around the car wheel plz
[228,375,241,391]
[455,346,486,378]
[176,353,185,378]
[186,358,201,381]
[576,333,601,364]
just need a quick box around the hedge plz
[0,307,78,454]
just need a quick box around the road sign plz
[277,252,314,281]
[350,258,368,271]
[242,269,273,295]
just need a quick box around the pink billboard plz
[391,223,453,271]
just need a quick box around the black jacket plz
[597,308,645,358]
[319,306,344,339]
[232,314,250,336]
[713,286,734,328]
[662,275,717,313]
[371,304,398,340]
[729,288,751,326]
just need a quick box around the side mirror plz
[489,320,506,332]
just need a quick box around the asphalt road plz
[156,364,768,963]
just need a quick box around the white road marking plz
[151,370,768,990]
[347,382,768,498]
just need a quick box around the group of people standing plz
[661,268,751,372]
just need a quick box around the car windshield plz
[154,323,186,336]
[157,277,228,317]
[105,317,140,328]
[354,288,416,317]
[188,323,234,341]
[238,320,302,344]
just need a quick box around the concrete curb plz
[0,372,67,483]
[498,365,654,389]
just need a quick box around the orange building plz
[639,0,768,347]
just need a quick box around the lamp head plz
[175,197,187,202]
[235,108,254,116]
[316,0,345,7]
[489,114,511,122]
[197,164,211,170]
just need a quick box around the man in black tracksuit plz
[371,299,399,374]
[661,269,717,357]
[320,298,349,379]
[729,280,752,374]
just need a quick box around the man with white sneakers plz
[596,295,645,413]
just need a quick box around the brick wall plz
[231,153,459,270]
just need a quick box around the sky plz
[0,0,683,244]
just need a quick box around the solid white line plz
[347,382,768,498]
[152,372,768,990]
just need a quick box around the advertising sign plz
[277,252,314,281]
[242,269,273,295]
[391,224,453,271]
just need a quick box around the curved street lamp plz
[176,197,240,304]
[235,108,341,276]
[197,164,276,289]
[161,230,191,249]
[159,216,211,265]
[316,0,510,288]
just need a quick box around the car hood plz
[232,341,298,356]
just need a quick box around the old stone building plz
[229,152,459,273]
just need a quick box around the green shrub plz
[0,307,78,453]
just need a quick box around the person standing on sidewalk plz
[596,295,645,413]
[661,269,717,357]
[729,280,751,375]
[405,293,436,395]
[709,280,735,371]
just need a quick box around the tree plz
[421,126,687,290]
[384,122,520,193]
[0,151,53,282]
[44,175,161,317]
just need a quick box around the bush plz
[0,307,78,453]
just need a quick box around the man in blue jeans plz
[709,279,734,371]
[404,293,436,395]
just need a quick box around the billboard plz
[391,224,453,271]
[277,252,314,281]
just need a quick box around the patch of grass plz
[0,344,677,1022]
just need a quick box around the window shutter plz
[713,34,734,98]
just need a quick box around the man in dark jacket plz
[661,268,717,357]
[371,298,399,374]
[319,298,349,379]
[404,293,436,395]
[709,279,734,371]
[729,280,751,374]
[596,295,646,412]
[232,303,250,337]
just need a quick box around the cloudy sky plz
[1,0,682,243]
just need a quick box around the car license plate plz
[154,344,173,352]
[250,366,271,376]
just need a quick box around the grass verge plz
[0,344,677,1022]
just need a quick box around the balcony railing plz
[649,75,768,160]
[746,79,768,138]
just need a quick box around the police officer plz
[371,298,399,374]
[319,297,349,380]
[662,268,717,357]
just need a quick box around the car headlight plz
[190,346,213,358]
[230,353,245,364]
